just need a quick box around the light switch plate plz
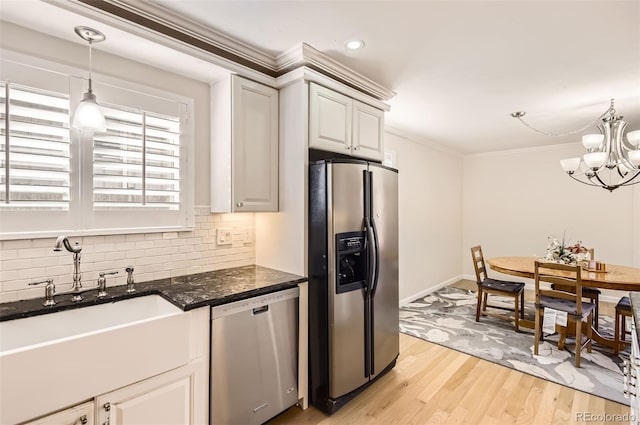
[216,227,232,245]
[241,227,253,244]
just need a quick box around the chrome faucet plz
[53,235,83,301]
[125,266,135,293]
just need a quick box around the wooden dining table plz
[487,256,640,350]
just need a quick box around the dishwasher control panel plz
[211,286,300,319]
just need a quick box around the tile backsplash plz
[0,207,255,303]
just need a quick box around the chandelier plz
[511,99,640,191]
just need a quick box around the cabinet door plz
[232,76,279,212]
[23,402,94,425]
[96,365,197,425]
[309,83,352,154]
[352,100,384,162]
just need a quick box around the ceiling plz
[2,1,639,154]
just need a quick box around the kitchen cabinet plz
[211,75,279,212]
[96,363,200,425]
[309,83,384,162]
[23,402,94,425]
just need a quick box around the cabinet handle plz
[236,202,243,207]
[345,145,350,150]
[354,146,360,151]
[75,415,87,425]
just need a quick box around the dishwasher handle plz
[252,305,269,315]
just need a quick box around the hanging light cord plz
[511,99,614,137]
[88,40,94,93]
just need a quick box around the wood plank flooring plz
[268,281,630,425]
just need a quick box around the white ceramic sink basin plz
[0,294,181,354]
[0,294,190,424]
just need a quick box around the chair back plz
[534,261,583,315]
[470,245,488,284]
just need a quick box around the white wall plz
[385,132,463,303]
[462,142,638,299]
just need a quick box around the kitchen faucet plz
[53,235,84,301]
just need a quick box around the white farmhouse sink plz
[0,294,181,354]
[0,294,190,424]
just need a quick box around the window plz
[0,56,193,239]
[94,105,181,210]
[0,82,71,210]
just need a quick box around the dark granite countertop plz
[631,292,640,345]
[0,265,307,322]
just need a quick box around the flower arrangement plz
[544,234,591,265]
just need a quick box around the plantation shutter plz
[0,82,71,210]
[93,104,180,210]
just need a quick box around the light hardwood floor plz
[268,281,630,425]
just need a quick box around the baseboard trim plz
[400,275,463,306]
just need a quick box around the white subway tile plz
[144,233,163,241]
[0,291,18,303]
[125,234,146,242]
[2,240,32,250]
[18,247,47,259]
[0,249,19,261]
[163,232,178,240]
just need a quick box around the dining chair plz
[550,248,600,330]
[534,261,594,368]
[614,296,633,355]
[470,245,525,332]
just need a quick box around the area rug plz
[399,286,629,406]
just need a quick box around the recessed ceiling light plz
[344,39,365,50]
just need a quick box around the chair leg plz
[622,315,627,343]
[520,292,525,319]
[592,313,593,353]
[534,308,541,355]
[575,317,582,368]
[513,295,519,332]
[475,286,483,322]
[593,295,599,330]
[482,293,488,312]
[615,309,621,355]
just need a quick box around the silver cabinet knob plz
[236,202,243,207]
[345,145,350,150]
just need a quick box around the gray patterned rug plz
[399,286,629,405]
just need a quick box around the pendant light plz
[72,26,107,132]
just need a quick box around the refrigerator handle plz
[370,171,381,298]
[363,170,373,378]
[370,217,380,297]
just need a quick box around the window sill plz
[0,225,196,241]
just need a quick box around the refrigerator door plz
[327,162,369,398]
[368,164,399,379]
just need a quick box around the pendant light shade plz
[72,26,106,133]
[73,91,106,132]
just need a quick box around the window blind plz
[93,104,180,210]
[0,82,71,210]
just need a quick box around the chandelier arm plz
[513,107,611,137]
[621,171,640,187]
[568,173,601,188]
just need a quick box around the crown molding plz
[276,43,396,101]
[62,0,395,101]
[101,0,278,72]
[385,126,462,156]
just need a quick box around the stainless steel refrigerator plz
[308,159,399,414]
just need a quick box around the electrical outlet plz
[216,228,232,245]
[241,227,253,244]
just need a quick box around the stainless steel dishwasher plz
[210,287,299,425]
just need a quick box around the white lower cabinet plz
[23,402,95,425]
[96,363,202,425]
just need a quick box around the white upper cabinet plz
[211,75,279,212]
[309,82,384,162]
